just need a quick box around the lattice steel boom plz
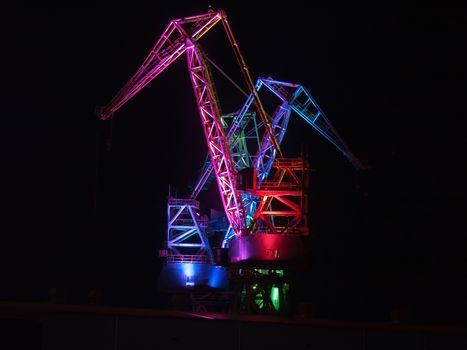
[96,10,281,237]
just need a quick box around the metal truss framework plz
[251,158,309,235]
[96,12,223,120]
[166,198,213,264]
[192,77,365,201]
[190,77,363,247]
[186,42,245,235]
[96,10,282,239]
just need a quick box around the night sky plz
[2,4,466,325]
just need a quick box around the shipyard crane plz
[96,9,364,312]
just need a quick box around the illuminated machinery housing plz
[96,10,364,313]
[228,157,310,315]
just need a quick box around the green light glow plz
[271,285,280,311]
[254,294,264,309]
[253,269,284,277]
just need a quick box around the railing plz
[274,158,305,168]
[168,198,201,207]
[166,254,209,264]
[257,182,301,191]
[171,218,208,226]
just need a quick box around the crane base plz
[157,263,229,292]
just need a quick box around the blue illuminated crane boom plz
[189,77,364,246]
[191,77,364,200]
[259,78,365,170]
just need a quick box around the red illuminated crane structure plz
[96,9,363,314]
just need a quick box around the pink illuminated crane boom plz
[96,12,221,121]
[95,10,278,237]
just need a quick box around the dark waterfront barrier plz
[0,302,466,350]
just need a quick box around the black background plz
[1,3,466,325]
